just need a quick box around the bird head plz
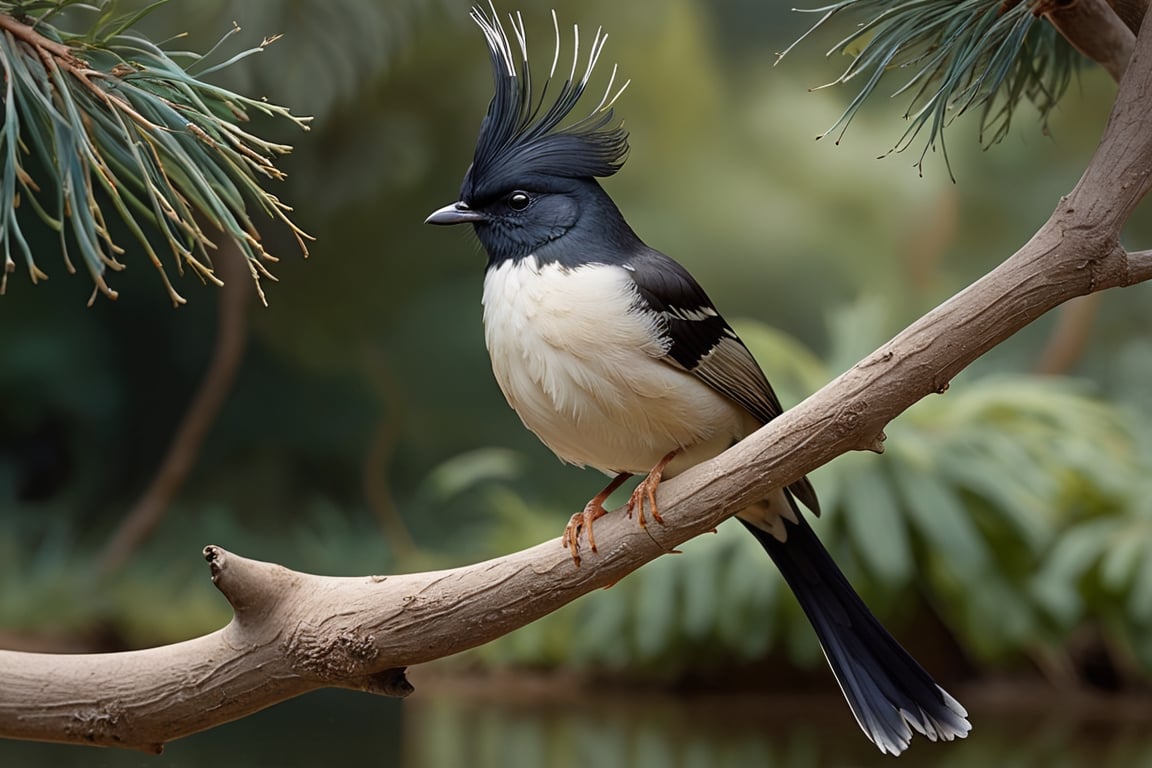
[426,6,634,265]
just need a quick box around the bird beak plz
[425,201,487,226]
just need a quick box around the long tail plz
[739,497,971,756]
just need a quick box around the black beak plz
[425,201,487,226]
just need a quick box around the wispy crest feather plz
[463,4,631,200]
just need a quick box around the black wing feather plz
[626,247,819,514]
[627,249,781,417]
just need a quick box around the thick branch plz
[1039,0,1136,81]
[1108,0,1149,33]
[1033,0,1135,374]
[2,6,1152,756]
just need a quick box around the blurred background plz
[3,0,1152,765]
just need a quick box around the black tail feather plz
[740,503,971,755]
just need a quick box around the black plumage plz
[427,4,970,755]
[742,500,971,753]
[627,252,740,372]
[462,7,629,207]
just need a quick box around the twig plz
[0,11,84,68]
[1,2,1151,755]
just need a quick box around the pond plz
[3,673,1150,767]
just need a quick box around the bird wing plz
[626,248,820,514]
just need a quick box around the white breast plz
[481,256,747,477]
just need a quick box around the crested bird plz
[426,6,972,755]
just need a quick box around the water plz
[2,678,1150,767]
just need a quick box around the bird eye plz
[507,191,531,211]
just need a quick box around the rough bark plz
[2,7,1152,756]
[1034,0,1136,374]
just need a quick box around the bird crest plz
[463,5,631,202]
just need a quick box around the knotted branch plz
[2,6,1151,755]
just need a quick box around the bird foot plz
[626,449,678,529]
[626,474,664,528]
[561,472,631,566]
[562,499,608,567]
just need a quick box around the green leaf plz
[1100,525,1147,592]
[1131,549,1152,624]
[717,532,780,658]
[841,462,912,586]
[679,531,726,640]
[571,587,632,667]
[891,458,989,579]
[824,295,890,375]
[937,454,1052,554]
[422,448,524,501]
[633,554,681,661]
[965,578,1039,654]
[1031,518,1121,625]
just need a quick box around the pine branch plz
[781,0,1082,177]
[0,0,311,305]
[0,2,1151,752]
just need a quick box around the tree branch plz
[1038,0,1136,81]
[2,6,1152,756]
[0,6,310,304]
[1034,0,1135,374]
[1129,247,1152,275]
[1107,0,1149,34]
[0,11,86,70]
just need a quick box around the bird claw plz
[562,472,632,566]
[626,449,677,529]
[626,474,664,528]
[562,499,606,567]
[562,454,675,566]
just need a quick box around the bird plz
[426,5,972,756]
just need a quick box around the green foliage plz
[1033,455,1152,668]
[1,0,1147,689]
[869,374,1134,658]
[782,0,1080,175]
[0,0,309,303]
[0,493,92,633]
[459,309,1152,677]
[0,497,400,643]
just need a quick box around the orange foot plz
[563,472,631,566]
[627,449,680,528]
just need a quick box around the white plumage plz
[429,7,974,751]
[482,256,754,481]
